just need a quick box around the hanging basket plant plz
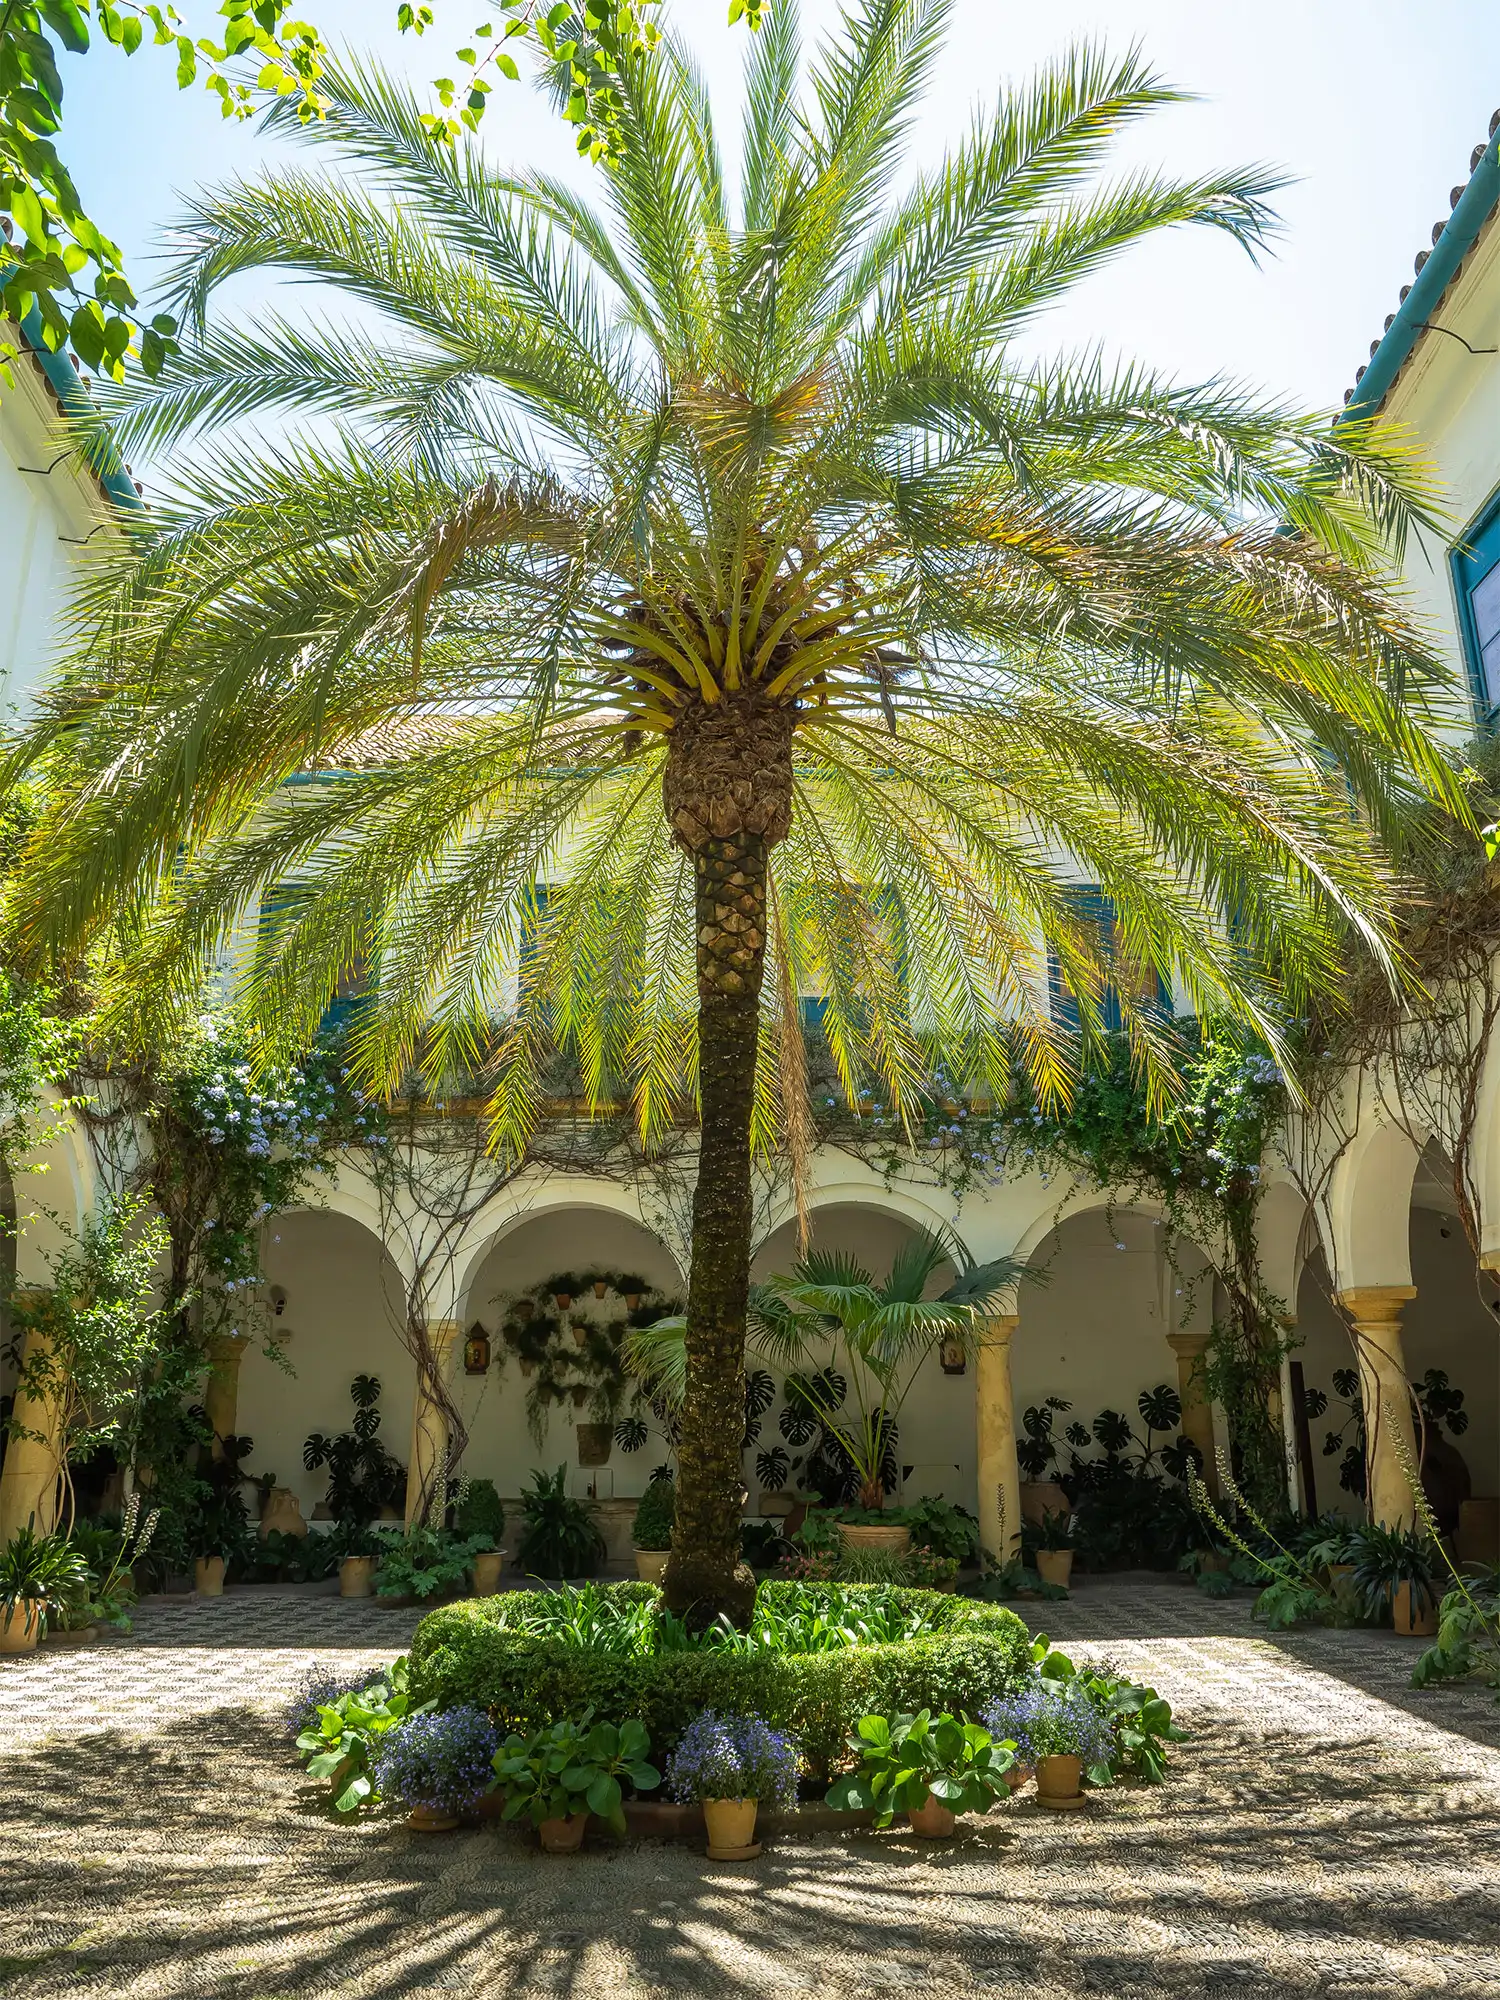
[496,1273,681,1448]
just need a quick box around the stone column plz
[974,1314,1021,1568]
[1338,1286,1418,1528]
[1165,1330,1218,1496]
[203,1333,250,1459]
[0,1312,63,1542]
[405,1319,461,1527]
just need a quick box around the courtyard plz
[4,1580,1500,2000]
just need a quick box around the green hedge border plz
[409,1581,1033,1774]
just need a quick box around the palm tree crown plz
[7,0,1465,1618]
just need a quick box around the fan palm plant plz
[5,3,1465,1622]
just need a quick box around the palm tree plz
[629,1230,1027,1512]
[6,2,1464,1623]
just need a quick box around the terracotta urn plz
[576,1423,613,1468]
[339,1555,376,1599]
[1393,1582,1439,1637]
[703,1797,759,1857]
[0,1602,41,1654]
[194,1556,226,1598]
[554,1292,573,1312]
[259,1488,308,1539]
[1019,1481,1070,1527]
[1036,1755,1085,1810]
[1005,1764,1035,1792]
[1036,1549,1075,1590]
[907,1794,957,1838]
[593,1280,609,1299]
[471,1549,505,1596]
[409,1804,460,1833]
[571,1322,589,1348]
[837,1522,911,1557]
[538,1812,589,1853]
[635,1548,669,1584]
[623,1293,641,1310]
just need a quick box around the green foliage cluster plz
[302,1374,406,1528]
[491,1713,660,1836]
[295,1654,431,1814]
[499,1272,677,1447]
[452,1475,505,1547]
[631,1476,675,1551]
[516,1465,606,1579]
[825,1709,1014,1825]
[375,1525,491,1600]
[409,1581,1031,1773]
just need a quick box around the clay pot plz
[1019,1481,1070,1527]
[194,1556,226,1598]
[42,1624,97,1647]
[623,1293,641,1310]
[520,1360,537,1378]
[538,1812,589,1853]
[471,1549,505,1596]
[576,1423,613,1468]
[703,1797,759,1854]
[340,1555,376,1599]
[837,1522,911,1557]
[0,1602,41,1654]
[1005,1764,1034,1792]
[1393,1582,1439,1637]
[593,1280,609,1299]
[1036,1549,1074,1590]
[554,1292,573,1312]
[571,1322,589,1348]
[409,1804,460,1832]
[258,1488,308,1539]
[635,1548,669,1584]
[1036,1755,1084,1809]
[907,1794,957,1838]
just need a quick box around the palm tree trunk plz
[661,691,794,1626]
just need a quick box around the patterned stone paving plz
[3,1577,1500,1998]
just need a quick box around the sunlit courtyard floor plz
[3,1577,1500,1998]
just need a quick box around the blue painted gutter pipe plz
[3,275,145,513]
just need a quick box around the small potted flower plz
[452,1478,507,1595]
[982,1681,1114,1809]
[333,1523,385,1598]
[1349,1520,1444,1637]
[631,1478,676,1583]
[826,1710,1014,1838]
[905,1545,959,1591]
[371,1705,500,1831]
[666,1712,799,1858]
[0,1525,88,1654]
[492,1711,660,1852]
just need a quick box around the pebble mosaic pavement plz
[3,1577,1500,1999]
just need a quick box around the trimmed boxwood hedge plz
[408,1581,1032,1774]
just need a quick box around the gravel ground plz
[3,1579,1500,1998]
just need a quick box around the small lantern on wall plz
[939,1338,967,1376]
[463,1323,491,1375]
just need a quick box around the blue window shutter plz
[1048,887,1169,1030]
[1450,493,1500,723]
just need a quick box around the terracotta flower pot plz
[635,1549,669,1583]
[538,1812,589,1853]
[571,1322,589,1348]
[471,1549,505,1596]
[1005,1764,1034,1792]
[194,1556,226,1598]
[1036,1755,1084,1809]
[339,1555,376,1599]
[0,1601,41,1653]
[624,1293,641,1310]
[703,1797,759,1855]
[554,1293,573,1312]
[409,1804,460,1832]
[1393,1582,1439,1637]
[593,1280,609,1299]
[837,1522,911,1557]
[259,1488,308,1539]
[1019,1481,1070,1527]
[907,1794,957,1838]
[1036,1549,1074,1589]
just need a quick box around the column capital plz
[1338,1285,1416,1325]
[207,1331,250,1362]
[1165,1330,1209,1360]
[979,1313,1020,1344]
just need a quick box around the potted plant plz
[371,1705,500,1831]
[491,1711,660,1851]
[1349,1520,1444,1636]
[664,1710,799,1858]
[453,1478,507,1594]
[905,1545,959,1591]
[0,1524,89,1653]
[1032,1510,1076,1590]
[302,1376,407,1530]
[375,1526,488,1602]
[547,1272,580,1312]
[982,1680,1115,1810]
[826,1710,1015,1838]
[332,1523,386,1598]
[294,1656,433,1814]
[631,1477,676,1583]
[615,1273,647,1310]
[189,1483,247,1597]
[516,1466,606,1580]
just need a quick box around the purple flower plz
[981,1680,1114,1768]
[666,1712,799,1809]
[372,1706,500,1816]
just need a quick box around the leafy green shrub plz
[517,1467,606,1579]
[631,1479,675,1551]
[410,1581,1031,1773]
[904,1498,980,1565]
[453,1477,506,1549]
[492,1713,660,1835]
[826,1710,1014,1824]
[295,1656,432,1814]
[376,1527,489,1600]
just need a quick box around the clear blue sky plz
[52,0,1500,430]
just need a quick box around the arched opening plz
[1295,1139,1500,1550]
[752,1201,970,1508]
[458,1208,682,1525]
[242,1209,412,1525]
